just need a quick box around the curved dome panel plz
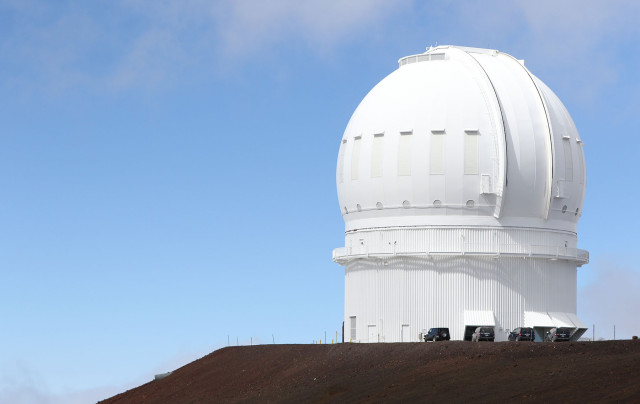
[336,46,585,233]
[533,77,586,221]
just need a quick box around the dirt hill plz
[101,340,640,403]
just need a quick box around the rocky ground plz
[101,340,640,403]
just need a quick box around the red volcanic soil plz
[101,341,640,403]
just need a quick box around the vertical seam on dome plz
[500,53,554,221]
[452,48,507,219]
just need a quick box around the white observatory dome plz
[334,46,588,344]
[336,45,585,233]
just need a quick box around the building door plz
[349,316,356,342]
[401,324,410,342]
[368,325,377,342]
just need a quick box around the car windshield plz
[480,328,492,333]
[558,328,571,334]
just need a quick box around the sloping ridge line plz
[101,341,640,403]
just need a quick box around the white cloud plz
[0,360,50,404]
[0,359,121,404]
[0,352,203,404]
[5,0,636,96]
[579,261,640,340]
[211,0,410,56]
[445,0,640,104]
[0,0,411,93]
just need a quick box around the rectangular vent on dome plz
[577,142,584,179]
[563,138,573,181]
[398,132,412,176]
[430,132,445,174]
[429,53,445,61]
[555,180,568,198]
[371,133,384,178]
[481,174,493,194]
[351,136,361,180]
[464,132,479,175]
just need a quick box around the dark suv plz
[545,327,572,342]
[508,327,535,341]
[471,327,495,342]
[424,328,450,341]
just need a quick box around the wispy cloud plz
[0,359,121,404]
[3,0,636,96]
[579,261,640,339]
[211,0,409,56]
[446,0,640,104]
[0,360,49,404]
[0,0,411,93]
[0,356,161,404]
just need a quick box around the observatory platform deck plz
[102,340,640,403]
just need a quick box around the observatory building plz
[333,45,588,342]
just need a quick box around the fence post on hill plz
[592,325,595,342]
[614,325,616,340]
[325,331,327,344]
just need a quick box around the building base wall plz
[344,256,581,342]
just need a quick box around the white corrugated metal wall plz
[344,256,577,342]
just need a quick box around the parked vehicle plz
[471,327,495,342]
[508,327,535,341]
[424,328,450,341]
[545,327,572,342]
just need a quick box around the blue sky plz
[1,1,639,402]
